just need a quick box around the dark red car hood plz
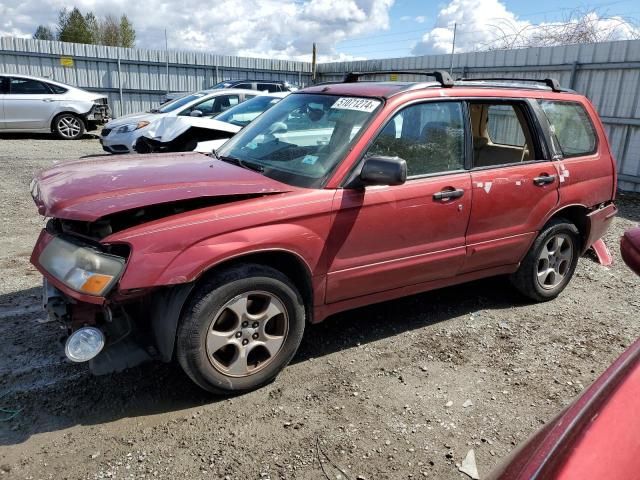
[31,152,294,221]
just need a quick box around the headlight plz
[39,237,125,296]
[117,121,150,133]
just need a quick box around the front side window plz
[366,101,465,177]
[539,100,597,157]
[235,83,251,90]
[182,95,240,116]
[218,94,381,188]
[0,76,8,94]
[9,77,51,94]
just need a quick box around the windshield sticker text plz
[331,97,380,113]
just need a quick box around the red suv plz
[30,71,617,394]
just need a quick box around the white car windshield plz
[215,96,282,127]
[156,92,209,113]
[217,94,382,188]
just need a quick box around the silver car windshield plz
[217,94,382,188]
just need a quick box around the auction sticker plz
[332,97,380,113]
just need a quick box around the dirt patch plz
[0,136,638,479]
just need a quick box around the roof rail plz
[342,70,454,88]
[456,77,563,92]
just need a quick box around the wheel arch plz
[543,204,590,252]
[50,110,86,132]
[150,248,314,362]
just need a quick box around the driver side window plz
[367,101,466,177]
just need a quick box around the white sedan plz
[100,88,257,153]
[136,92,289,154]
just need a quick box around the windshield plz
[157,92,208,113]
[217,94,381,188]
[215,95,283,127]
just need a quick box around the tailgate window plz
[539,100,597,157]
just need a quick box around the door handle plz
[533,174,556,186]
[433,188,464,201]
[42,98,54,102]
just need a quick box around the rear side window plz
[366,101,466,177]
[47,83,68,94]
[539,101,597,157]
[0,76,8,94]
[9,77,51,94]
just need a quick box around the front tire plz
[510,219,581,302]
[53,113,85,140]
[176,264,305,394]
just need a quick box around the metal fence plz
[1,37,639,190]
[0,37,312,118]
[318,39,640,192]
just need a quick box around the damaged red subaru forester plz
[30,72,617,394]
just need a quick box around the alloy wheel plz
[205,291,289,377]
[57,115,83,139]
[536,233,574,290]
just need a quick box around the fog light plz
[65,327,105,362]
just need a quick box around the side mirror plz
[357,156,407,187]
[190,110,203,117]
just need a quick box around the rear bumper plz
[84,103,111,124]
[584,202,617,252]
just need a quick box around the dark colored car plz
[30,71,617,394]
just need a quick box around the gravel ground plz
[0,133,639,480]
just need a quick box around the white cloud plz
[400,15,425,23]
[412,0,640,55]
[0,0,394,61]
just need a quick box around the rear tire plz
[510,218,581,302]
[53,113,85,140]
[176,264,305,394]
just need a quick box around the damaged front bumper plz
[33,229,193,375]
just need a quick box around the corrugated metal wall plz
[1,37,639,190]
[0,37,312,118]
[318,40,640,192]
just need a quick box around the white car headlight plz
[117,121,150,133]
[39,237,125,296]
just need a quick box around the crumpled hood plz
[143,116,241,143]
[31,152,293,221]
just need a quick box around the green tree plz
[84,12,100,44]
[33,25,55,40]
[119,14,136,48]
[57,7,92,44]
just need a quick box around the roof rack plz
[342,70,454,88]
[455,77,563,92]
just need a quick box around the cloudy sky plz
[1,0,639,60]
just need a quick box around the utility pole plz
[311,43,317,84]
[449,22,457,75]
[165,28,170,96]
